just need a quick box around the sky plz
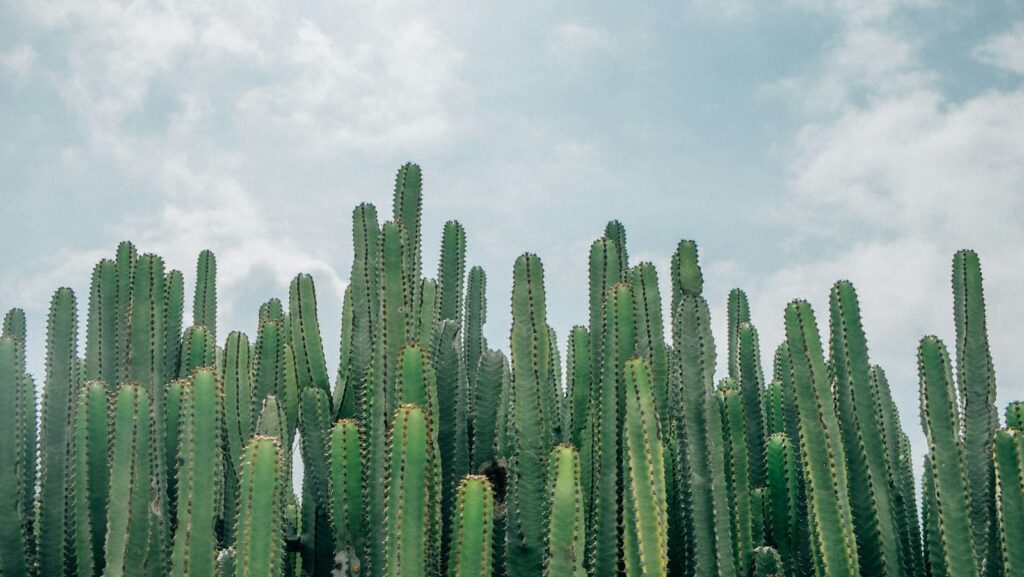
[2,0,1024,477]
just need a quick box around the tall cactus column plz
[0,336,30,576]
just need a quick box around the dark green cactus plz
[726,288,750,381]
[289,273,331,400]
[433,321,471,568]
[587,237,621,414]
[622,357,669,577]
[114,241,138,383]
[438,220,467,323]
[545,445,585,577]
[629,262,668,427]
[994,428,1024,577]
[329,419,365,577]
[85,259,117,386]
[71,381,109,577]
[385,404,435,577]
[163,269,185,386]
[415,278,439,349]
[784,300,859,577]
[464,266,487,396]
[450,475,495,577]
[752,547,783,577]
[829,280,904,577]
[103,382,156,577]
[1,310,36,568]
[736,321,767,487]
[921,455,946,577]
[393,163,423,310]
[234,436,287,577]
[765,433,798,576]
[507,254,557,577]
[337,285,355,413]
[566,326,592,450]
[952,250,998,567]
[38,286,78,577]
[918,335,978,577]
[0,336,31,576]
[193,249,217,342]
[472,349,506,472]
[764,380,785,436]
[170,368,225,577]
[298,386,334,577]
[720,379,752,576]
[750,487,767,549]
[252,319,286,419]
[345,203,380,414]
[604,220,629,275]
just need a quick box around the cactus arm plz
[604,220,629,273]
[251,320,285,418]
[385,404,434,577]
[336,284,355,414]
[329,419,365,576]
[765,432,798,576]
[629,262,668,426]
[259,298,285,324]
[0,337,30,575]
[918,335,979,577]
[170,368,225,577]
[720,380,752,576]
[298,386,334,576]
[921,455,947,577]
[737,322,767,487]
[193,249,217,342]
[451,475,495,577]
[752,547,783,577]
[994,429,1024,577]
[784,300,859,577]
[566,326,591,450]
[416,278,439,349]
[179,325,216,377]
[114,241,138,383]
[464,266,487,396]
[471,350,505,471]
[162,269,185,386]
[72,381,110,577]
[289,273,332,400]
[347,203,380,417]
[587,238,620,421]
[234,436,286,577]
[38,287,78,577]
[544,445,585,577]
[622,358,669,577]
[726,288,750,380]
[433,322,471,567]
[85,259,117,385]
[224,332,253,473]
[392,163,424,306]
[438,220,467,323]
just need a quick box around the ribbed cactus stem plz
[622,357,669,577]
[829,280,905,577]
[451,475,495,577]
[103,383,155,577]
[438,220,467,323]
[752,547,783,577]
[329,419,365,576]
[784,300,859,577]
[298,386,334,577]
[587,237,620,416]
[566,326,591,450]
[223,331,252,471]
[464,266,487,395]
[432,322,470,568]
[736,321,766,487]
[71,381,109,577]
[193,249,217,342]
[629,262,668,425]
[994,429,1024,577]
[180,324,216,377]
[347,203,379,409]
[0,336,30,576]
[393,163,423,306]
[252,320,285,418]
[170,368,225,577]
[415,278,439,349]
[604,220,629,274]
[385,404,435,577]
[114,241,137,383]
[85,259,117,385]
[337,284,355,413]
[719,379,752,576]
[289,273,331,400]
[38,286,78,577]
[765,433,798,574]
[1007,402,1024,430]
[545,445,585,577]
[471,349,506,471]
[918,335,979,577]
[163,269,185,386]
[234,436,286,577]
[507,254,557,577]
[726,288,750,381]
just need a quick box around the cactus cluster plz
[0,163,1021,577]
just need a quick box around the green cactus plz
[433,321,471,567]
[329,419,365,577]
[170,368,225,577]
[163,269,185,386]
[921,455,946,577]
[994,429,1024,577]
[252,320,286,419]
[507,254,557,577]
[259,298,285,324]
[464,266,487,396]
[736,321,767,487]
[622,357,669,577]
[1007,402,1024,430]
[545,445,585,577]
[345,203,380,413]
[750,487,766,549]
[604,220,629,274]
[0,336,31,576]
[565,326,592,450]
[393,163,424,309]
[180,324,216,377]
[103,382,156,577]
[764,380,785,437]
[584,281,634,577]
[726,288,750,381]
[587,237,620,412]
[416,278,440,349]
[765,433,798,576]
[385,404,436,577]
[472,349,506,472]
[70,381,109,577]
[193,249,217,342]
[784,300,859,577]
[234,436,287,577]
[85,259,117,386]
[918,335,978,577]
[298,386,334,577]
[719,379,752,576]
[289,273,331,400]
[450,475,495,577]
[752,547,783,577]
[38,286,78,577]
[1,310,37,566]
[114,241,137,383]
[952,250,998,567]
[336,284,355,414]
[439,220,467,323]
[628,262,668,426]
[829,280,904,577]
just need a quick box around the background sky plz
[2,0,1023,478]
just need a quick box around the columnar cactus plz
[726,288,750,381]
[234,436,287,577]
[994,428,1024,577]
[438,220,467,323]
[765,433,798,576]
[193,249,217,342]
[628,262,668,425]
[736,321,766,487]
[289,273,331,400]
[566,326,592,450]
[545,445,586,577]
[71,381,110,577]
[0,336,31,576]
[450,475,495,577]
[472,350,506,472]
[329,419,365,577]
[719,379,752,576]
[298,387,334,577]
[464,266,488,396]
[385,404,435,577]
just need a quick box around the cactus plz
[346,203,380,413]
[765,433,798,576]
[545,445,585,577]
[193,249,217,343]
[385,404,435,577]
[438,220,467,323]
[604,220,629,274]
[433,321,471,567]
[629,262,668,426]
[506,254,557,577]
[336,284,355,414]
[289,273,331,400]
[38,286,78,577]
[393,163,424,309]
[464,266,487,396]
[70,381,110,577]
[918,335,978,577]
[752,547,783,577]
[720,379,752,576]
[994,429,1024,577]
[921,455,946,577]
[163,269,186,386]
[828,280,904,577]
[622,357,669,577]
[726,288,750,381]
[566,326,592,450]
[329,419,364,576]
[180,324,216,377]
[298,386,334,577]
[252,320,286,419]
[416,278,440,349]
[114,241,138,383]
[736,321,767,487]
[587,238,620,416]
[784,300,859,577]
[170,368,225,577]
[2,311,37,565]
[234,436,287,577]
[450,475,495,577]
[0,336,31,576]
[472,349,506,472]
[85,259,117,386]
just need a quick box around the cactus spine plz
[329,419,365,577]
[193,249,217,342]
[289,273,331,400]
[545,445,586,577]
[385,404,435,577]
[450,475,495,577]
[720,379,752,576]
[234,436,286,577]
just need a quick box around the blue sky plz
[2,0,1024,472]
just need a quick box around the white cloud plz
[0,45,37,80]
[974,22,1024,75]
[548,23,614,57]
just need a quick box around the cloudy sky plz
[2,0,1023,472]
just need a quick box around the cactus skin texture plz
[736,321,767,487]
[193,249,217,343]
[952,250,998,569]
[299,386,335,577]
[234,436,286,577]
[752,547,784,577]
[329,419,365,577]
[828,280,905,577]
[180,324,216,378]
[765,433,798,576]
[163,269,186,387]
[918,335,978,577]
[507,254,558,577]
[994,429,1024,577]
[629,262,669,428]
[472,349,506,472]
[450,475,495,577]
[438,220,467,323]
[464,266,487,397]
[103,383,156,577]
[71,381,110,577]
[545,445,586,577]
[622,358,669,577]
[587,237,621,421]
[393,163,424,305]
[38,286,79,577]
[719,379,752,576]
[605,220,629,274]
[784,300,859,577]
[0,336,31,576]
[726,288,750,381]
[289,273,332,401]
[85,259,117,386]
[170,368,224,577]
[433,320,471,570]
[385,404,435,577]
